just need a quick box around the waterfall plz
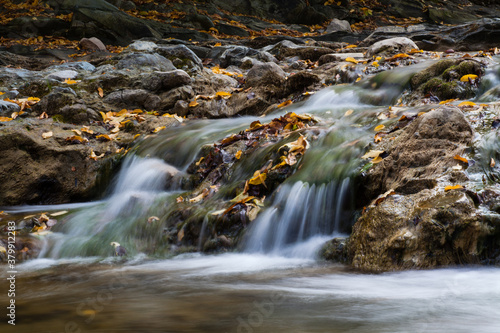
[244,179,351,258]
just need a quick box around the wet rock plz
[156,45,203,72]
[79,37,107,52]
[103,89,160,111]
[32,88,79,118]
[172,100,189,117]
[284,72,321,95]
[58,104,100,124]
[116,53,176,72]
[141,69,192,92]
[245,62,286,88]
[366,37,418,57]
[326,19,352,33]
[263,40,334,61]
[158,86,194,111]
[218,46,276,68]
[0,100,20,115]
[409,59,484,102]
[0,119,119,205]
[46,70,78,81]
[320,237,348,263]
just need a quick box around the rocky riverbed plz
[1,0,500,272]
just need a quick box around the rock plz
[263,40,334,61]
[127,40,158,52]
[58,104,100,124]
[409,59,484,102]
[318,54,339,66]
[326,19,352,33]
[215,22,250,37]
[32,88,79,118]
[79,37,107,52]
[172,100,189,117]
[346,106,492,271]
[156,45,203,72]
[284,72,321,95]
[46,70,78,81]
[245,62,286,88]
[217,46,276,68]
[158,86,194,111]
[116,53,176,71]
[141,69,192,92]
[0,119,119,205]
[0,100,20,115]
[366,37,418,57]
[103,89,160,111]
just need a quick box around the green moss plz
[410,59,457,88]
[51,114,65,123]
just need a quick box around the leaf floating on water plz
[460,74,478,82]
[386,53,413,61]
[153,126,166,133]
[235,150,242,159]
[42,131,53,139]
[454,155,468,164]
[345,57,358,64]
[372,61,379,67]
[458,101,476,107]
[374,124,385,132]
[361,150,384,159]
[445,185,464,191]
[344,109,353,117]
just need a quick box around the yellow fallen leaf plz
[235,150,242,159]
[98,87,104,98]
[0,117,12,122]
[277,100,293,108]
[96,134,112,141]
[248,170,267,186]
[81,126,94,134]
[344,109,353,116]
[90,149,104,161]
[133,134,141,140]
[27,97,40,102]
[50,211,68,217]
[345,57,358,64]
[189,100,199,107]
[372,156,383,164]
[460,74,478,82]
[42,131,53,139]
[195,156,204,166]
[356,77,362,82]
[386,53,413,61]
[445,185,463,191]
[439,99,458,104]
[215,91,232,99]
[361,150,384,159]
[372,61,379,67]
[214,42,222,47]
[374,124,385,131]
[64,78,78,84]
[454,155,468,164]
[153,126,165,133]
[458,101,476,107]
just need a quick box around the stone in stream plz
[345,106,500,271]
[326,18,352,33]
[366,37,419,57]
[79,37,107,52]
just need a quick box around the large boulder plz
[245,62,286,88]
[345,106,500,271]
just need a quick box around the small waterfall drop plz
[244,179,352,258]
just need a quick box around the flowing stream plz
[2,60,500,332]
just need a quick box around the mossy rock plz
[410,59,457,89]
[442,60,484,81]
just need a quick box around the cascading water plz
[7,61,432,260]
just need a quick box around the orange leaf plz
[189,100,199,107]
[96,134,112,141]
[98,87,104,98]
[235,150,242,159]
[454,155,468,164]
[374,124,385,131]
[345,57,358,64]
[277,100,293,108]
[445,185,463,191]
[460,74,478,82]
[0,117,13,122]
[458,101,476,107]
[215,91,232,99]
[64,78,78,84]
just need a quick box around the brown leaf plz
[445,185,463,191]
[98,87,104,98]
